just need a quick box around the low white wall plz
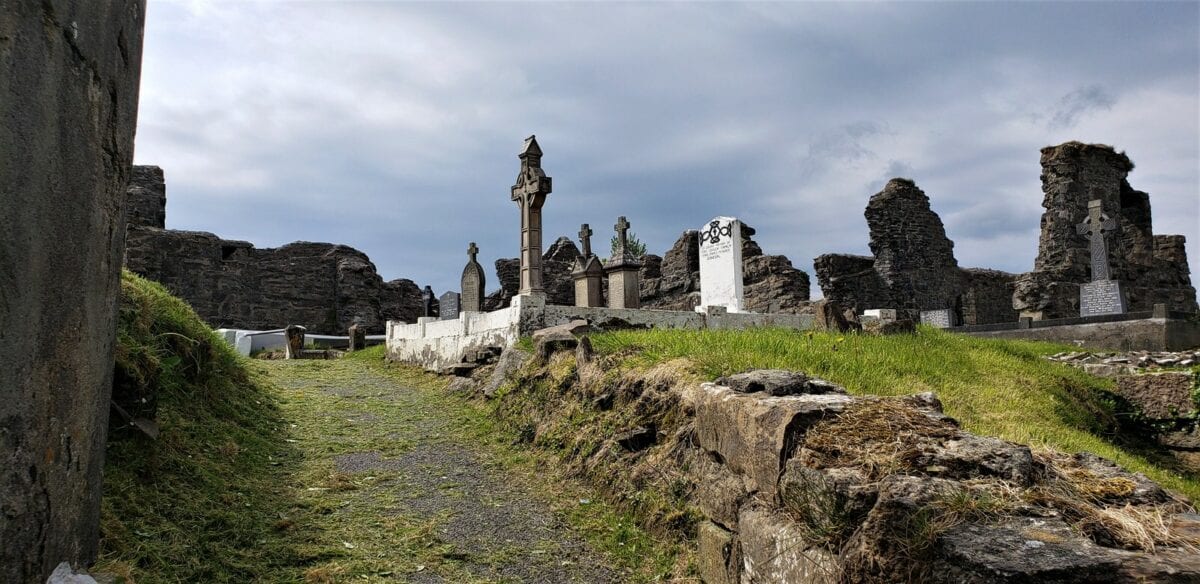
[385,295,815,371]
[217,328,385,357]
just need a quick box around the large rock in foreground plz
[1,2,146,581]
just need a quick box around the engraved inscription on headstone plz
[439,291,461,320]
[461,242,486,312]
[1080,280,1127,317]
[697,216,745,313]
[919,309,956,328]
[1075,199,1126,317]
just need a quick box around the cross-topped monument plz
[605,216,642,309]
[510,135,552,297]
[461,241,486,313]
[1075,199,1126,316]
[578,224,594,258]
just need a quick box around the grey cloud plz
[1049,85,1117,129]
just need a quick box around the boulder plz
[1114,372,1198,420]
[482,348,530,398]
[532,319,595,341]
[738,504,839,584]
[715,370,846,397]
[535,331,578,361]
[812,299,858,332]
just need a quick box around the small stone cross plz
[467,242,479,262]
[615,216,631,253]
[1076,199,1117,282]
[578,224,593,258]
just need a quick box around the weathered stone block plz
[739,505,839,584]
[698,521,739,584]
[1114,372,1198,420]
[693,383,851,502]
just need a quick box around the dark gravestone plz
[440,291,461,320]
[348,324,366,351]
[1077,199,1127,317]
[461,242,486,312]
[285,325,306,359]
[920,309,957,328]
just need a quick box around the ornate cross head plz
[467,242,479,262]
[578,224,593,257]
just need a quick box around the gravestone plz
[510,135,552,297]
[697,216,745,313]
[440,291,461,320]
[1077,199,1127,317]
[919,309,957,328]
[572,223,605,307]
[461,242,486,312]
[605,216,643,309]
[863,308,898,322]
[285,325,306,359]
[348,324,366,352]
[421,285,435,317]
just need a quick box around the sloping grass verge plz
[96,271,300,582]
[586,326,1200,499]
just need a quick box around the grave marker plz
[421,285,435,317]
[919,309,956,328]
[510,135,552,297]
[572,223,604,307]
[348,324,366,352]
[439,291,461,320]
[697,216,744,313]
[1076,199,1127,317]
[461,242,486,312]
[605,216,642,309]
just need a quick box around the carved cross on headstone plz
[467,242,479,262]
[578,223,593,258]
[614,216,631,257]
[1076,199,1118,281]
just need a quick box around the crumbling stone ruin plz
[123,166,426,334]
[815,178,1018,324]
[486,225,812,312]
[1014,142,1198,319]
[1,2,146,581]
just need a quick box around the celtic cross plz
[1076,199,1117,282]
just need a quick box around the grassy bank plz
[586,326,1200,499]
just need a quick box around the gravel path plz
[266,359,620,584]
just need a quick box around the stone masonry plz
[123,167,427,334]
[1013,142,1197,319]
[1,2,146,581]
[816,178,1018,324]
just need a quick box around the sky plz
[134,1,1200,297]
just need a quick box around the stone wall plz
[122,167,427,334]
[1013,142,1198,319]
[0,2,146,581]
[815,179,1018,325]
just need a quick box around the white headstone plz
[697,216,745,313]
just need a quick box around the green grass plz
[99,271,300,582]
[586,326,1200,500]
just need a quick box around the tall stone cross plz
[578,223,594,258]
[1076,199,1117,281]
[614,216,631,258]
[510,135,552,297]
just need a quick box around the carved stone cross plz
[615,216,631,255]
[578,224,593,258]
[1076,199,1117,282]
[467,242,479,262]
[510,135,552,296]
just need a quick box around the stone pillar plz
[461,242,486,312]
[285,325,306,359]
[572,223,604,307]
[348,324,366,352]
[0,2,147,581]
[606,217,643,309]
[510,135,552,297]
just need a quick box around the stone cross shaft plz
[510,135,552,296]
[615,216,631,256]
[1076,199,1117,282]
[578,224,593,258]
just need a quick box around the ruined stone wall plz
[1013,142,1198,318]
[123,167,426,334]
[815,179,1016,324]
[0,2,146,581]
[126,165,166,229]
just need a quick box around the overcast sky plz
[134,1,1200,297]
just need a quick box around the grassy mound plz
[97,271,299,582]
[586,327,1199,499]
